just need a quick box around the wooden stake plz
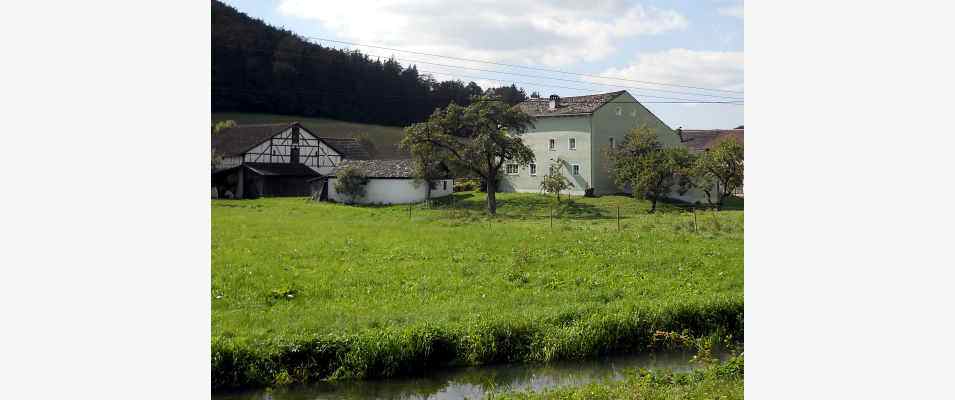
[616,205,620,231]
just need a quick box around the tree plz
[211,120,236,169]
[605,126,694,213]
[334,165,369,204]
[539,159,573,202]
[401,99,536,214]
[692,139,743,210]
[400,123,448,205]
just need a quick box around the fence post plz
[550,206,553,229]
[693,208,698,233]
[409,202,412,219]
[616,205,620,231]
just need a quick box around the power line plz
[213,86,742,104]
[216,44,743,102]
[351,49,744,101]
[305,36,744,94]
[417,69,742,103]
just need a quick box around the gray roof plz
[211,122,371,159]
[329,159,453,179]
[331,159,417,178]
[320,137,372,160]
[516,90,626,117]
[681,129,744,152]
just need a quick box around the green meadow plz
[211,192,743,390]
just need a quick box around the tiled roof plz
[681,129,744,152]
[330,159,416,178]
[515,90,626,117]
[212,123,289,156]
[320,137,372,160]
[211,122,372,159]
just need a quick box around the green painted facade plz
[501,91,683,196]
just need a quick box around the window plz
[615,107,622,116]
[506,164,519,175]
[609,137,615,149]
[630,109,637,117]
[529,163,537,176]
[569,138,576,150]
[571,164,580,176]
[549,138,556,151]
[443,180,447,190]
[291,127,300,144]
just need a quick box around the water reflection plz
[215,351,704,400]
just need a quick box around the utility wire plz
[216,44,742,102]
[418,69,742,103]
[305,36,744,94]
[213,86,742,104]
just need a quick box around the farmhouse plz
[211,122,370,198]
[504,90,683,196]
[324,159,453,205]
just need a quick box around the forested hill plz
[212,0,529,127]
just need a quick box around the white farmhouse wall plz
[327,178,454,205]
[242,127,342,173]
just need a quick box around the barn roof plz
[320,137,372,160]
[515,90,626,117]
[211,121,371,159]
[681,129,744,152]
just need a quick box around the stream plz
[214,350,714,400]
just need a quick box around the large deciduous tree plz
[692,138,743,210]
[606,126,693,213]
[401,99,536,214]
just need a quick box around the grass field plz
[492,355,743,400]
[211,192,743,390]
[212,112,407,159]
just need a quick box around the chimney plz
[548,94,559,111]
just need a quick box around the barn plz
[211,122,370,198]
[323,159,453,205]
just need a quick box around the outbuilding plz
[323,159,453,205]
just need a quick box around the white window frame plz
[505,163,520,175]
[568,138,576,150]
[548,138,556,151]
[630,109,637,117]
[571,164,580,176]
[529,163,537,176]
[615,107,622,116]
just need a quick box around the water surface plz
[214,351,707,400]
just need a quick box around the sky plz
[221,0,743,129]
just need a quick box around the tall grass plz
[212,192,743,390]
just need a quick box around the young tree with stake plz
[539,159,573,203]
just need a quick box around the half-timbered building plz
[211,122,370,198]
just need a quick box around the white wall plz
[327,178,454,204]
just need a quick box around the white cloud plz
[277,0,687,66]
[590,48,744,93]
[718,2,744,19]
